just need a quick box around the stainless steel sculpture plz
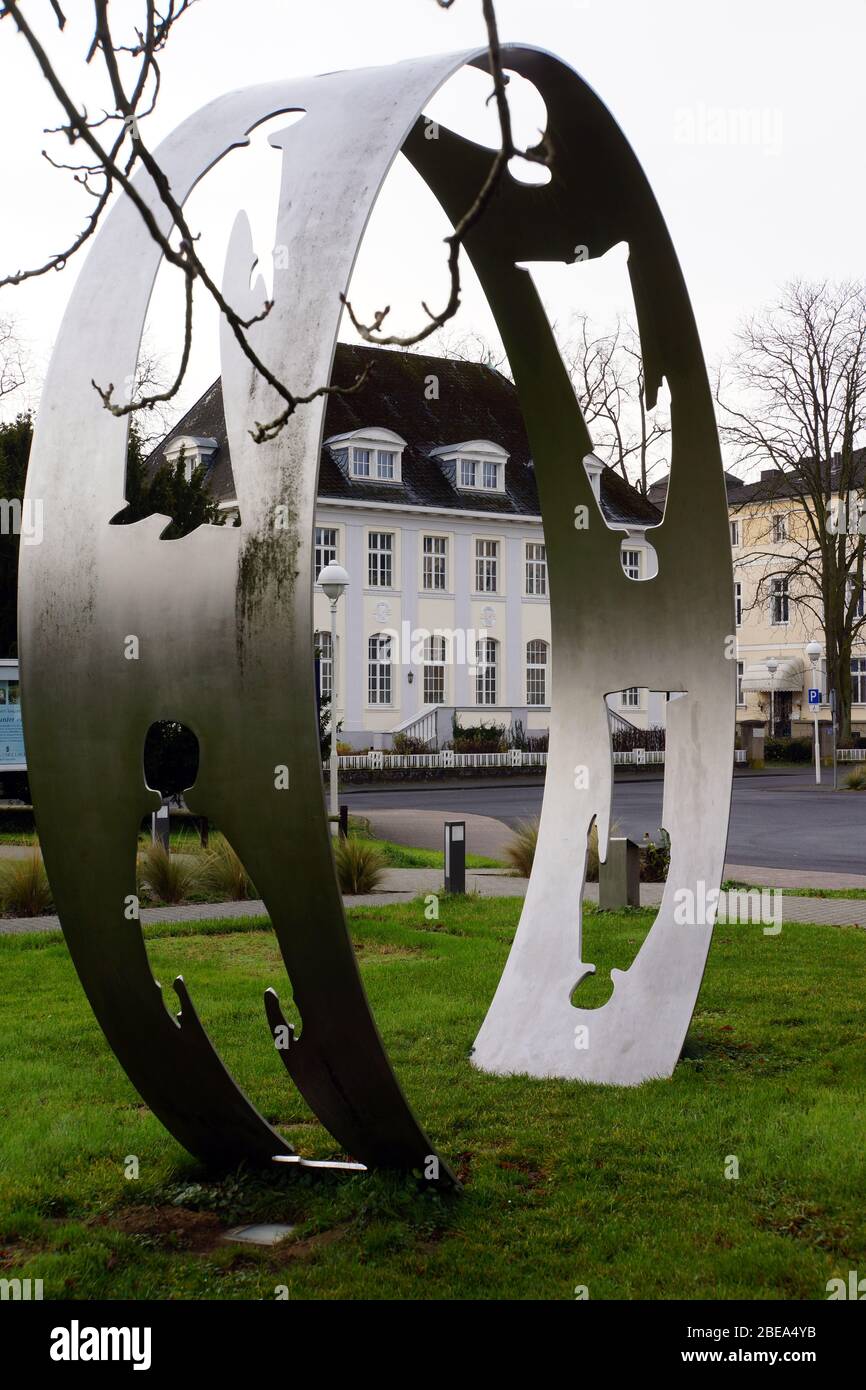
[20,44,733,1179]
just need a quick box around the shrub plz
[393,732,431,754]
[0,853,52,916]
[504,721,549,754]
[137,845,201,905]
[611,725,666,753]
[504,819,538,876]
[764,736,812,763]
[200,837,256,900]
[641,828,671,882]
[843,765,866,790]
[334,837,387,894]
[450,716,506,753]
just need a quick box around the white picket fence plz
[323,748,750,771]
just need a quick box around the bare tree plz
[0,315,26,402]
[0,0,548,442]
[424,327,512,377]
[563,315,671,496]
[718,280,866,743]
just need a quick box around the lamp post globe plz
[317,562,350,604]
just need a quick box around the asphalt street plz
[344,771,866,875]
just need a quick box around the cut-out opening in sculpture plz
[422,63,548,155]
[113,110,309,541]
[143,720,200,801]
[570,692,676,1009]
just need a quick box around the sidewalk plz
[3,865,866,934]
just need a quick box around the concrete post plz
[599,836,641,909]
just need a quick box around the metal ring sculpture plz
[20,46,733,1184]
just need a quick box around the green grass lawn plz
[1,897,864,1300]
[347,815,501,869]
[724,879,866,901]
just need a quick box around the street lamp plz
[766,656,778,739]
[805,639,822,785]
[317,562,350,834]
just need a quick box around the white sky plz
[1,0,864,445]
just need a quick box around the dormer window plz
[582,451,604,503]
[164,435,218,483]
[325,428,406,484]
[430,440,509,494]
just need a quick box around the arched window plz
[526,639,549,706]
[368,633,392,705]
[475,636,498,706]
[315,630,333,702]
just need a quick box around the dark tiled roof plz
[150,343,661,526]
[649,452,866,509]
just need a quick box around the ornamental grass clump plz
[334,836,387,894]
[200,836,256,900]
[137,844,201,905]
[0,853,53,916]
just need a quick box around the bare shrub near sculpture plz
[137,845,200,905]
[200,836,256,900]
[505,818,628,880]
[843,765,866,790]
[0,853,53,916]
[334,838,388,895]
[504,819,538,876]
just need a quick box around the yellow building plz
[651,467,866,744]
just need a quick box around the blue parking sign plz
[808,688,821,705]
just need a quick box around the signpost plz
[808,687,821,785]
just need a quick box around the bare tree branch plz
[0,0,537,444]
[718,279,866,740]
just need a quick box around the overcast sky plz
[1,0,864,443]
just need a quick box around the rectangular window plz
[526,640,548,706]
[422,535,447,591]
[772,513,788,543]
[368,634,392,705]
[460,458,477,488]
[368,532,393,588]
[770,576,789,625]
[622,549,641,581]
[736,659,745,706]
[730,519,740,547]
[621,687,640,708]
[352,447,371,477]
[475,538,499,593]
[525,542,547,596]
[734,580,742,627]
[423,636,447,705]
[475,637,498,705]
[852,659,866,705]
[376,450,396,480]
[482,459,498,489]
[314,526,338,580]
[316,631,333,701]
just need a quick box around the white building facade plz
[152,345,662,749]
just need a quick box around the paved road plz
[345,771,866,875]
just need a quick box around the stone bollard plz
[599,836,641,909]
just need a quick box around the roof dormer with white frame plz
[429,439,509,495]
[326,427,406,484]
[163,434,218,483]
